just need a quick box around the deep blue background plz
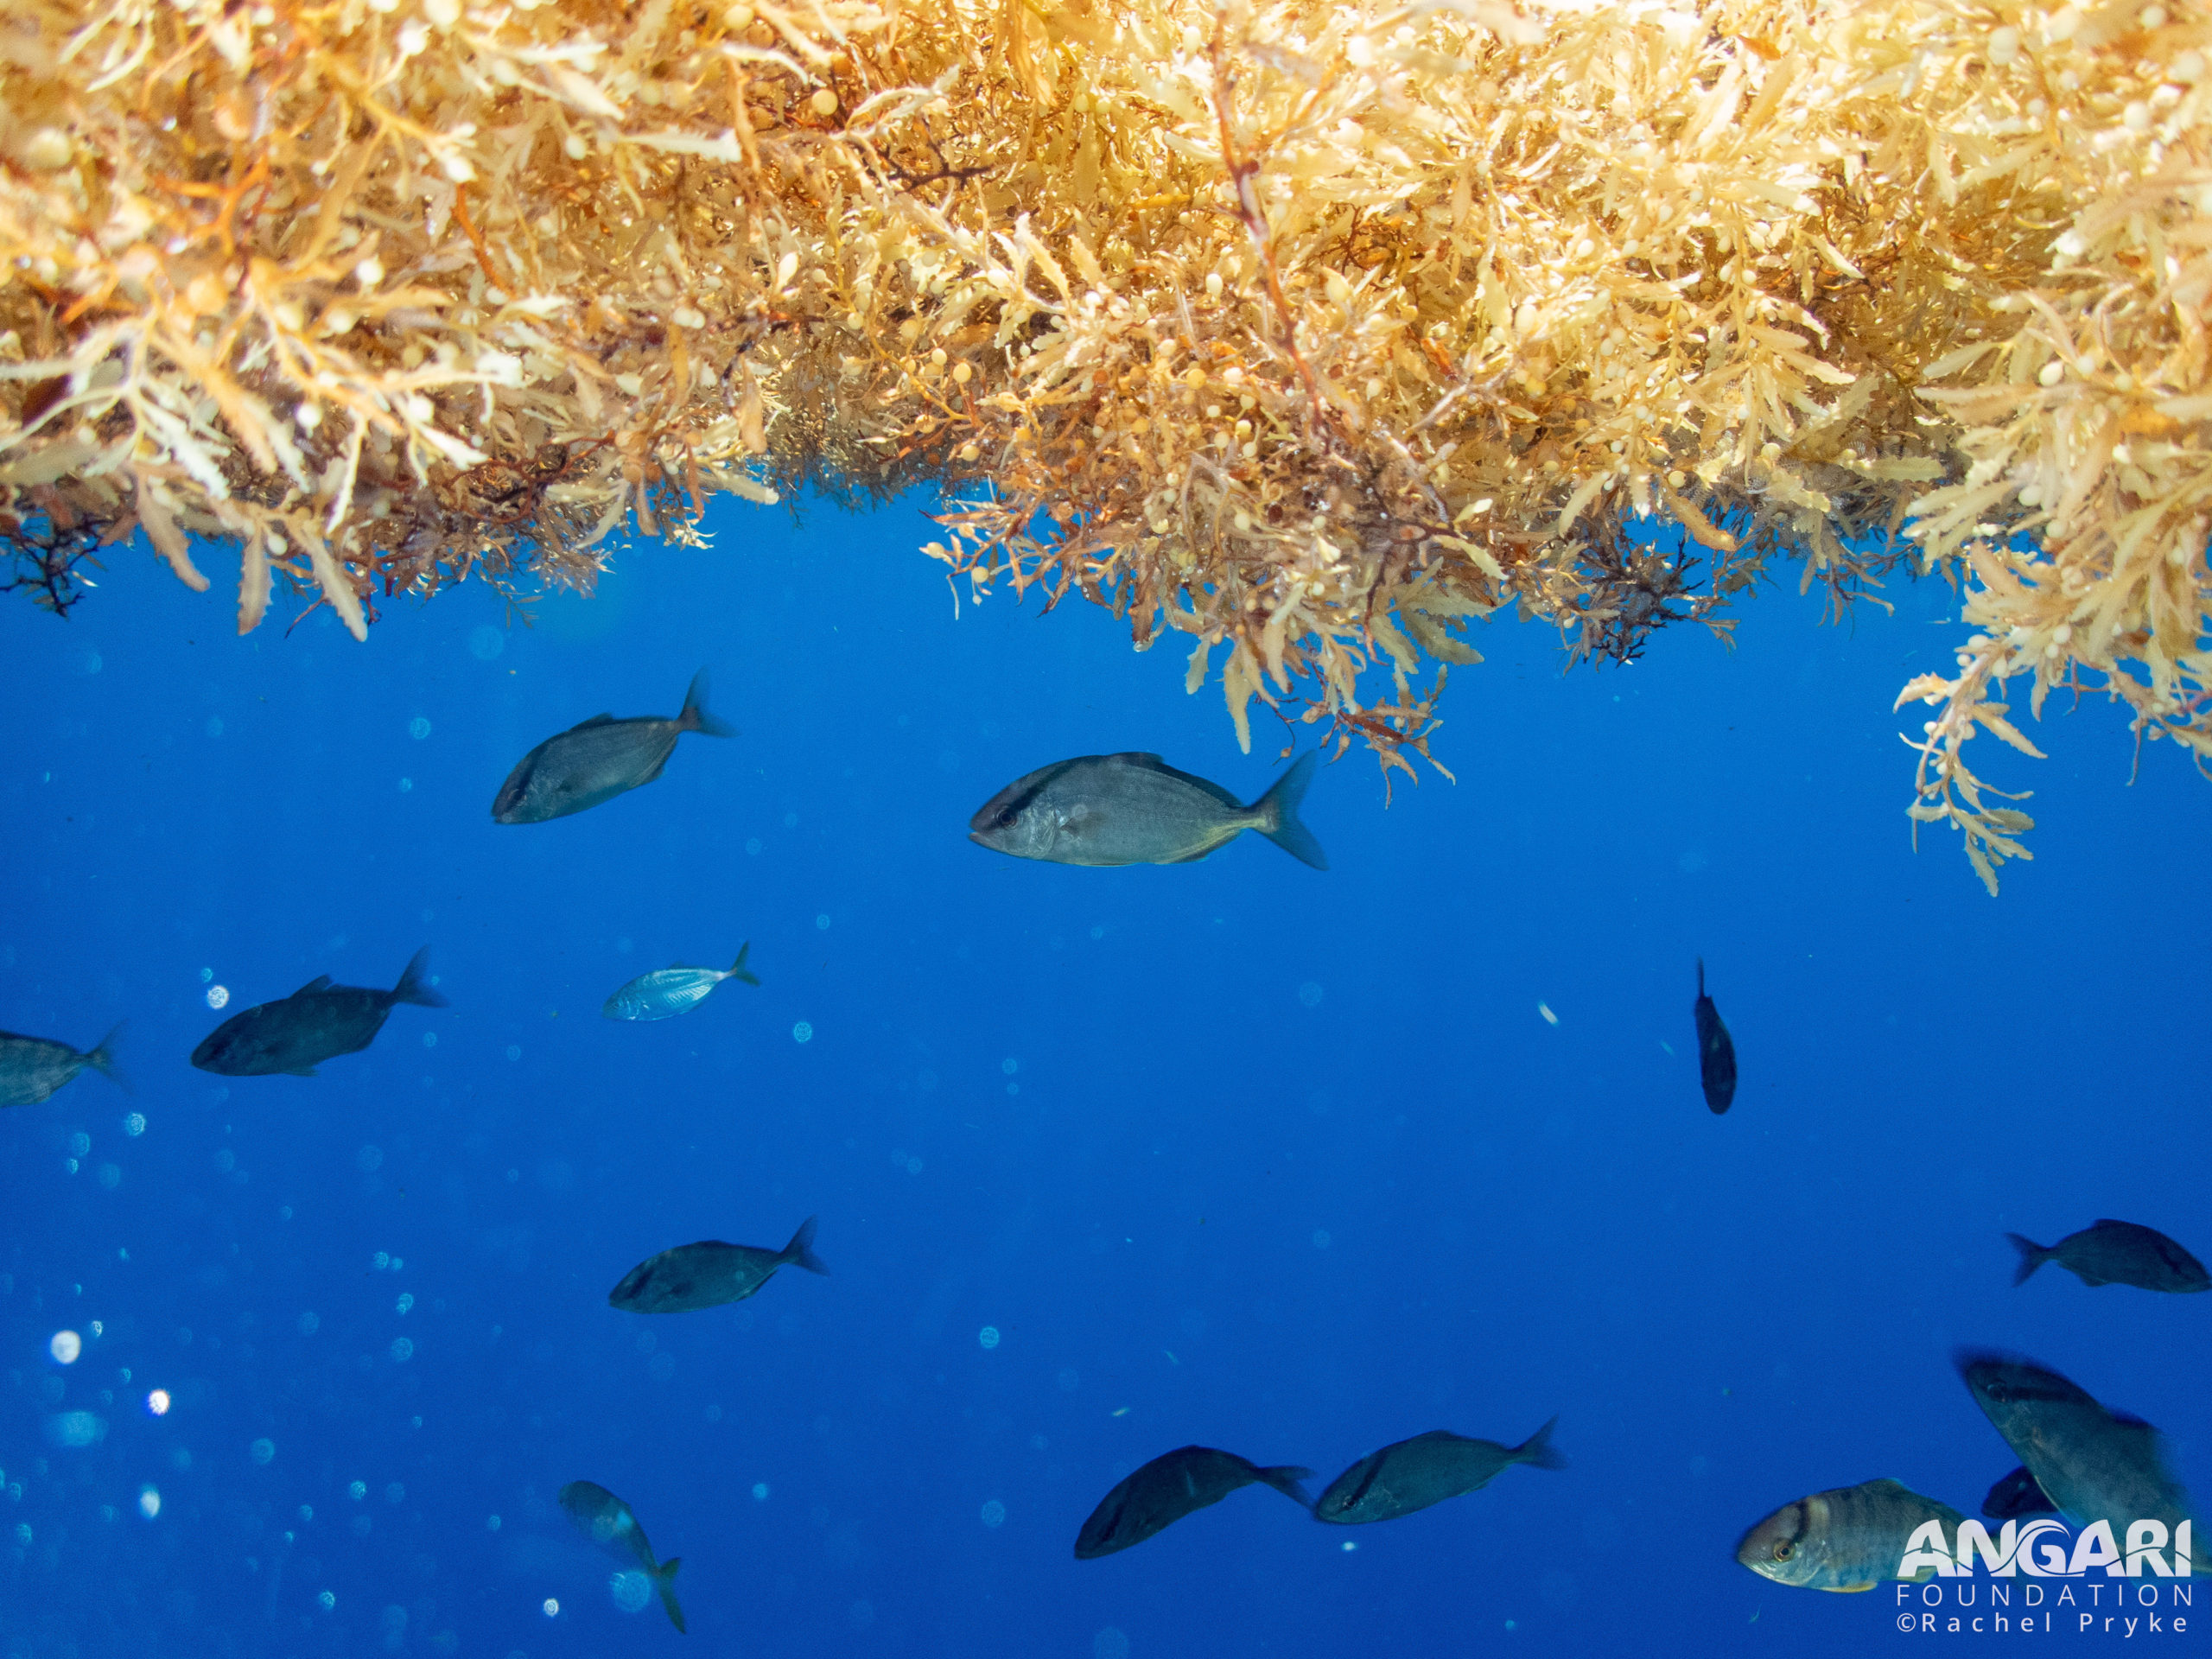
[2,493,2207,1658]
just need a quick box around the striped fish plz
[601,944,759,1021]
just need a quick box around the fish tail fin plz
[784,1214,829,1275]
[1250,751,1327,870]
[1256,1465,1317,1510]
[2006,1234,2051,1287]
[86,1022,131,1094]
[391,946,448,1008]
[728,942,760,988]
[679,669,734,738]
[1513,1416,1567,1471]
[653,1557,686,1633]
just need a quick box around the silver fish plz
[2006,1219,2209,1294]
[1074,1446,1313,1559]
[609,1217,828,1314]
[493,669,733,824]
[190,949,444,1077]
[1957,1351,2191,1534]
[557,1481,684,1632]
[0,1023,125,1107]
[1314,1419,1564,1524]
[1736,1478,1965,1592]
[969,751,1325,868]
[602,944,760,1021]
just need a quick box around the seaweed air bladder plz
[2,0,2206,890]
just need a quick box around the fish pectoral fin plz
[1824,1582,1879,1594]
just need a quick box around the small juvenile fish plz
[1314,1419,1564,1525]
[603,944,760,1021]
[1957,1351,2192,1534]
[493,669,733,824]
[1982,1465,2058,1521]
[609,1217,828,1314]
[190,949,445,1077]
[2006,1219,2209,1294]
[0,1023,125,1107]
[1074,1446,1314,1559]
[1736,1478,1965,1592]
[969,751,1325,868]
[558,1480,684,1632]
[1694,957,1737,1114]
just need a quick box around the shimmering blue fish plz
[602,944,759,1021]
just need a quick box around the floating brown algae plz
[2,0,2207,888]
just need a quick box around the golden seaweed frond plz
[1,0,2207,884]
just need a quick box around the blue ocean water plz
[3,498,2207,1658]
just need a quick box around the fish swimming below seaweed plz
[493,668,733,824]
[1955,1351,2192,1534]
[1981,1465,2058,1521]
[609,1217,829,1314]
[558,1480,684,1632]
[1694,957,1737,1114]
[1073,1446,1314,1559]
[2005,1219,2209,1294]
[190,948,446,1077]
[603,944,760,1021]
[1736,1478,1966,1592]
[0,1023,126,1106]
[968,750,1326,868]
[1313,1419,1564,1524]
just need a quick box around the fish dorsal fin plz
[1864,1478,1911,1495]
[570,712,618,731]
[294,975,333,995]
[1103,752,1168,766]
[2088,1218,2133,1231]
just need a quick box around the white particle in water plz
[390,1338,413,1363]
[250,1438,275,1465]
[752,1482,769,1502]
[468,626,504,661]
[206,985,230,1009]
[977,1325,1001,1350]
[610,1570,652,1613]
[408,716,431,740]
[980,1499,1007,1529]
[124,1113,145,1136]
[791,1021,813,1044]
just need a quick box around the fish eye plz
[1772,1541,1794,1561]
[996,808,1018,828]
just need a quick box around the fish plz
[1694,958,1736,1114]
[968,750,1326,869]
[1073,1446,1314,1559]
[2005,1219,2209,1294]
[609,1217,828,1314]
[190,948,445,1077]
[1982,1465,2059,1521]
[492,668,733,824]
[1735,1478,1966,1592]
[0,1023,126,1107]
[1313,1418,1564,1525]
[602,944,760,1021]
[557,1480,684,1632]
[1956,1351,2191,1534]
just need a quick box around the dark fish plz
[557,1480,684,1632]
[1694,957,1736,1114]
[603,944,760,1021]
[0,1023,125,1106]
[493,669,733,824]
[609,1217,828,1314]
[190,948,445,1077]
[1073,1446,1314,1559]
[2006,1219,2209,1294]
[1314,1418,1564,1525]
[1956,1351,2191,1533]
[1736,1478,1965,1592]
[969,751,1325,868]
[1982,1465,2058,1521]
